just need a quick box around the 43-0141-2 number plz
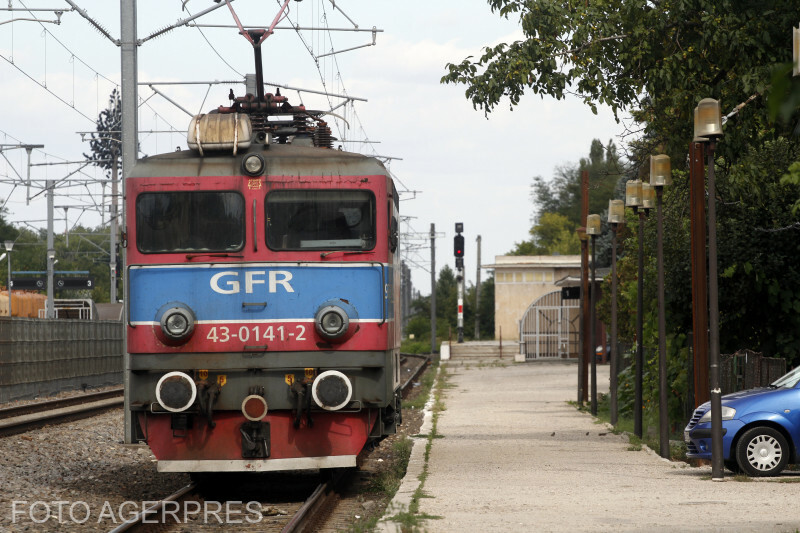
[206,325,307,343]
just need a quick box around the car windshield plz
[136,191,245,253]
[770,366,800,388]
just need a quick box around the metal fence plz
[720,349,786,395]
[0,318,123,403]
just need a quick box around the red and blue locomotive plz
[123,43,401,473]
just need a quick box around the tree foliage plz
[403,267,495,351]
[511,138,622,258]
[83,88,121,177]
[0,209,119,303]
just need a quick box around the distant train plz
[123,33,401,473]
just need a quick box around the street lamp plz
[651,154,672,459]
[694,97,724,481]
[577,225,589,405]
[607,199,625,426]
[586,214,602,416]
[625,179,649,438]
[4,240,13,318]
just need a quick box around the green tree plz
[509,212,579,255]
[83,88,121,176]
[402,268,496,351]
[511,139,621,257]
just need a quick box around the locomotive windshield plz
[136,191,245,253]
[266,190,375,251]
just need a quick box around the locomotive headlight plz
[242,153,265,176]
[155,371,197,413]
[312,370,353,411]
[157,303,196,344]
[241,395,269,421]
[315,305,349,340]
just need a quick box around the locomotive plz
[123,30,401,473]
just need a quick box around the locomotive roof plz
[129,144,389,179]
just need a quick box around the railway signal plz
[454,223,464,343]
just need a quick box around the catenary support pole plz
[121,0,138,445]
[430,223,437,354]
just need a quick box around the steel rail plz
[107,482,197,533]
[0,387,123,420]
[400,353,431,394]
[281,472,346,533]
[0,397,124,438]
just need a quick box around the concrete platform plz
[379,360,800,532]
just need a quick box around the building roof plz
[482,255,582,270]
[555,268,612,287]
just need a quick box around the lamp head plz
[694,98,723,140]
[608,199,625,224]
[586,214,602,236]
[649,154,672,187]
[625,179,643,208]
[641,182,656,209]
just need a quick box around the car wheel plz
[724,459,742,474]
[735,426,789,477]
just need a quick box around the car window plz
[771,366,800,388]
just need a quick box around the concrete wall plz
[0,318,123,403]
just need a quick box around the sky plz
[0,1,626,295]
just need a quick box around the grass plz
[377,365,451,532]
[366,436,414,495]
[579,393,689,461]
[348,362,444,532]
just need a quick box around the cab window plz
[265,189,375,251]
[136,191,245,253]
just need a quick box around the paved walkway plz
[381,361,800,532]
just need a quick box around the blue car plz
[685,366,800,476]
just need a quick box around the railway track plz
[0,387,124,437]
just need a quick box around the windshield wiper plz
[320,250,375,258]
[185,253,244,260]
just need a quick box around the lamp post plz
[694,97,725,481]
[625,179,651,438]
[587,214,601,416]
[651,154,672,459]
[3,240,13,318]
[577,225,589,405]
[607,199,625,426]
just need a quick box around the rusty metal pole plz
[689,142,709,407]
[610,223,619,425]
